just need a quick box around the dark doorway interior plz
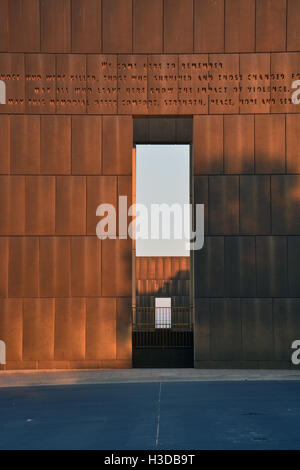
[132,347,194,368]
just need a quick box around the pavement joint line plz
[155,382,162,448]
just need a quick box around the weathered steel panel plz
[41,0,71,53]
[25,176,55,235]
[224,115,254,174]
[56,54,86,114]
[102,239,132,297]
[225,237,256,297]
[25,54,56,114]
[0,176,25,235]
[0,299,23,361]
[288,237,300,297]
[287,115,300,173]
[102,116,132,174]
[240,176,271,234]
[256,0,286,52]
[287,0,300,51]
[210,299,242,360]
[255,115,285,174]
[102,0,132,53]
[39,237,71,298]
[194,0,224,53]
[118,55,148,115]
[41,116,71,174]
[225,0,255,53]
[272,176,300,235]
[87,55,118,114]
[71,237,101,297]
[0,238,8,297]
[256,236,288,297]
[273,299,300,360]
[54,298,86,360]
[55,176,86,235]
[0,54,25,114]
[241,299,274,360]
[147,55,179,114]
[195,237,224,297]
[72,116,102,174]
[239,53,271,114]
[86,298,116,360]
[194,115,223,174]
[0,0,8,52]
[87,176,117,235]
[9,0,40,52]
[11,115,40,174]
[133,0,163,53]
[209,176,239,234]
[71,0,102,53]
[209,54,239,114]
[0,116,9,174]
[164,0,193,53]
[23,299,55,360]
[8,237,39,298]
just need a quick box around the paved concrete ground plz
[0,380,300,449]
[1,368,300,388]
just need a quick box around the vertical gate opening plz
[132,118,194,367]
[155,298,172,329]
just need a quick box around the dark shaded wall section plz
[193,114,300,368]
[0,0,300,369]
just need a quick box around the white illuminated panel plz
[136,144,190,257]
[155,298,171,329]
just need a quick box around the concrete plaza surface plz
[0,370,300,450]
[1,368,300,388]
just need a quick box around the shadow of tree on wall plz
[136,269,190,307]
[194,175,300,299]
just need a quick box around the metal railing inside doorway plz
[132,306,193,349]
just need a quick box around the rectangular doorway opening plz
[132,118,194,368]
[155,298,172,329]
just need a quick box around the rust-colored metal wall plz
[0,0,300,369]
[194,114,300,368]
[0,113,132,369]
[136,257,190,307]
